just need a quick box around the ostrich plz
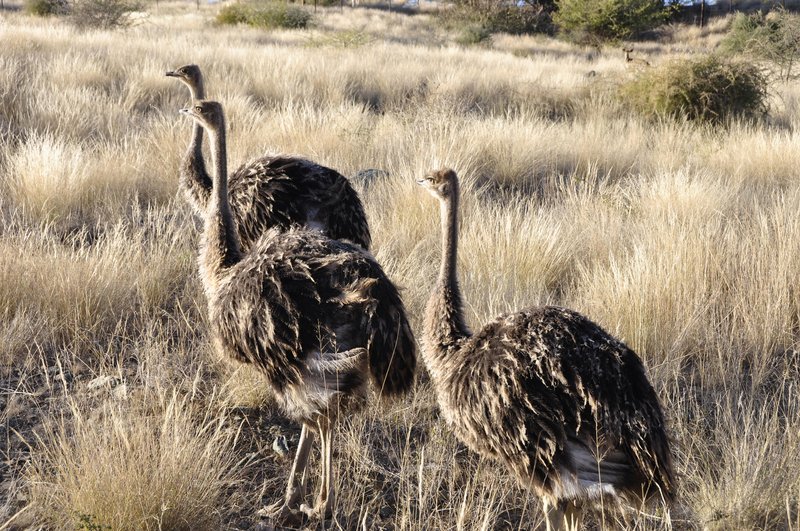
[166,64,371,250]
[417,168,674,530]
[179,99,416,522]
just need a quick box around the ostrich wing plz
[213,249,321,391]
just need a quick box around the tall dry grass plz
[27,393,239,530]
[1,4,799,530]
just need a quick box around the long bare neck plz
[205,121,241,272]
[424,182,470,361]
[439,190,459,283]
[189,82,205,157]
[180,81,213,211]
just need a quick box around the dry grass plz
[27,393,238,530]
[1,4,800,530]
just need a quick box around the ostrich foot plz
[258,494,306,526]
[299,501,333,521]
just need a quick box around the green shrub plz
[276,4,311,29]
[216,2,250,24]
[721,10,800,81]
[216,1,312,30]
[722,10,762,53]
[438,0,554,38]
[68,0,143,29]
[456,23,491,45]
[554,0,669,44]
[24,0,68,16]
[621,55,768,124]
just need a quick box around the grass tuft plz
[28,393,239,531]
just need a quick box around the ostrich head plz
[417,168,458,201]
[179,100,224,132]
[166,64,204,96]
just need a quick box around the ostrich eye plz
[194,105,202,113]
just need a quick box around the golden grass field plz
[1,3,800,529]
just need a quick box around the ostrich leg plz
[301,418,335,520]
[261,423,315,522]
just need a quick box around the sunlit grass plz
[1,4,799,529]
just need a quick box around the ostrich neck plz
[439,192,458,282]
[180,82,213,213]
[189,83,205,157]
[424,185,470,364]
[205,124,242,274]
[190,121,204,157]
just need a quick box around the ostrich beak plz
[165,70,178,77]
[179,107,192,116]
[415,179,425,185]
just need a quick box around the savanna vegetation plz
[1,1,800,529]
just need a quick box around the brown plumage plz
[179,100,415,522]
[417,168,674,530]
[166,64,371,250]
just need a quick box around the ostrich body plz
[167,65,371,250]
[417,169,674,530]
[180,100,416,522]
